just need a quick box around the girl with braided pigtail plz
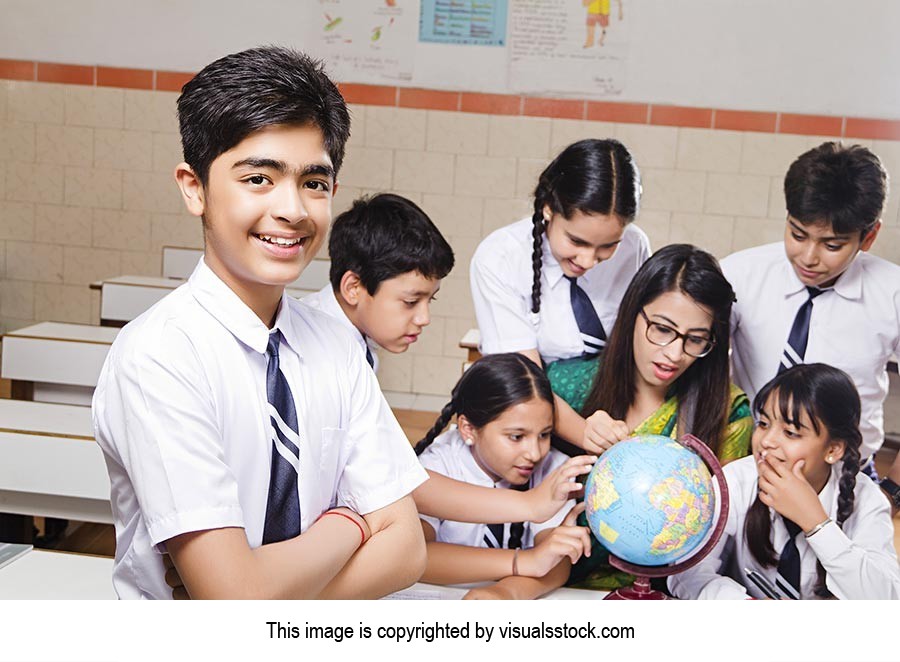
[411,353,597,600]
[471,139,650,454]
[670,364,900,599]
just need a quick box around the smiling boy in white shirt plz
[92,47,427,599]
[722,142,900,471]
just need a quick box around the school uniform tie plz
[775,517,803,599]
[779,287,824,373]
[483,522,505,549]
[363,338,375,369]
[566,275,606,355]
[262,330,302,545]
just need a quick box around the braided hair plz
[530,139,641,314]
[415,354,556,548]
[744,364,862,597]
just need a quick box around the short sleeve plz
[94,325,244,548]
[470,237,538,354]
[334,341,427,515]
[415,447,451,536]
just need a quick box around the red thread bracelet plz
[317,511,366,546]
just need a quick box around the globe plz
[584,434,716,568]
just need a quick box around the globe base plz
[603,575,669,600]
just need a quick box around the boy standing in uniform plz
[722,142,900,475]
[92,47,427,599]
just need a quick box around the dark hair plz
[530,139,641,314]
[415,353,555,550]
[177,46,351,185]
[784,142,888,237]
[580,244,735,455]
[745,363,862,597]
[328,194,454,294]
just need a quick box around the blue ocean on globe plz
[584,434,715,567]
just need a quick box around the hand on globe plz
[583,409,631,454]
[525,455,595,522]
[519,503,591,577]
[756,454,829,532]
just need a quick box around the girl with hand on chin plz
[669,363,900,599]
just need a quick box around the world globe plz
[584,434,717,568]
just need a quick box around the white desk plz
[0,548,605,600]
[0,400,112,523]
[0,548,116,599]
[1,322,119,404]
[94,274,317,326]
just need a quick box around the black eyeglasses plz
[638,309,715,358]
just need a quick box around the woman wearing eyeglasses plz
[552,243,752,590]
[549,243,752,462]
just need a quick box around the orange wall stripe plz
[155,70,194,92]
[36,62,94,86]
[399,87,460,111]
[779,113,843,137]
[587,101,648,124]
[460,92,521,115]
[650,104,713,128]
[96,66,153,90]
[0,58,35,81]
[714,109,777,133]
[3,59,900,141]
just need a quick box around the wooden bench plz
[0,400,111,525]
[1,322,118,405]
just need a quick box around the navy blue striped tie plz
[779,287,824,373]
[566,275,606,355]
[775,518,803,599]
[483,522,505,549]
[262,331,301,544]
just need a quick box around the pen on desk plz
[744,568,783,600]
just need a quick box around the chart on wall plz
[308,0,419,82]
[508,0,628,95]
[419,0,508,46]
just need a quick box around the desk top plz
[0,550,605,600]
[0,399,94,438]
[0,549,116,599]
[3,322,120,345]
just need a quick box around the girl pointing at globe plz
[413,353,594,600]
[670,364,900,599]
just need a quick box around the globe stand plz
[600,434,730,601]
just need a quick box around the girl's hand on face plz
[583,410,630,454]
[518,503,591,578]
[756,453,829,532]
[526,455,596,522]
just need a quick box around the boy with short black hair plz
[303,193,454,370]
[92,46,427,599]
[722,141,899,473]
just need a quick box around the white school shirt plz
[668,455,900,600]
[471,217,650,364]
[301,284,380,372]
[92,259,427,599]
[417,427,573,548]
[721,242,900,460]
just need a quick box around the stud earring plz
[464,436,474,447]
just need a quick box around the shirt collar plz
[541,238,568,289]
[188,257,301,356]
[780,249,864,301]
[311,285,374,354]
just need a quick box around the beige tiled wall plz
[2,79,899,399]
